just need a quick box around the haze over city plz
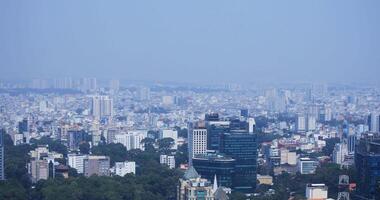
[1,1,380,200]
[1,0,379,84]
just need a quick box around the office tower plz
[240,109,249,118]
[347,134,356,154]
[68,130,86,151]
[188,122,208,166]
[305,184,328,200]
[84,156,110,177]
[296,114,306,132]
[193,153,235,188]
[91,95,114,120]
[0,130,4,180]
[160,155,175,169]
[109,79,120,93]
[178,167,215,200]
[298,158,318,175]
[332,143,348,165]
[54,77,73,89]
[229,118,248,131]
[18,118,29,134]
[114,161,135,176]
[355,134,380,199]
[220,132,257,193]
[81,77,97,92]
[159,129,178,150]
[368,113,380,133]
[67,154,87,174]
[206,120,230,151]
[306,115,316,132]
[324,107,332,122]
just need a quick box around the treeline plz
[0,134,184,200]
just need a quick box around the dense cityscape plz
[1,0,380,200]
[0,79,379,200]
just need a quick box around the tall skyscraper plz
[188,122,208,166]
[109,79,120,93]
[296,114,306,132]
[347,134,356,154]
[91,95,114,120]
[368,113,380,133]
[355,134,380,199]
[332,143,348,165]
[0,130,5,180]
[206,120,230,151]
[68,129,86,151]
[220,131,257,193]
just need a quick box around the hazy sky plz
[0,0,379,84]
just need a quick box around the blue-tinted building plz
[68,130,87,151]
[355,134,380,199]
[193,153,235,188]
[0,129,5,180]
[206,122,230,151]
[220,131,257,193]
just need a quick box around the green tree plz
[79,142,90,154]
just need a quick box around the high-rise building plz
[206,121,230,151]
[109,79,120,93]
[67,154,87,174]
[113,131,147,151]
[81,77,97,92]
[160,155,175,169]
[355,133,380,199]
[347,134,356,154]
[307,116,316,132]
[83,156,110,177]
[220,132,257,193]
[193,153,235,188]
[332,143,348,165]
[296,114,316,132]
[18,118,29,134]
[188,122,208,166]
[0,130,4,180]
[68,130,86,151]
[248,118,256,133]
[296,115,306,132]
[91,95,114,120]
[368,113,380,133]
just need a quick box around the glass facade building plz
[206,122,230,151]
[193,153,235,188]
[0,130,4,180]
[355,134,380,199]
[220,131,257,193]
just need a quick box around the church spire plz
[213,174,218,192]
